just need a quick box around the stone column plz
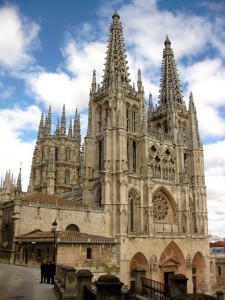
[63,267,76,299]
[217,291,224,300]
[76,269,93,300]
[170,274,188,298]
[95,274,124,300]
[133,268,146,294]
[61,265,67,288]
[55,264,61,281]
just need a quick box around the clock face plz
[153,193,169,221]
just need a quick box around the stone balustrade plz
[54,264,124,300]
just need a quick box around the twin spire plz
[93,10,183,113]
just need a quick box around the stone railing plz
[59,236,116,244]
[54,266,224,300]
[128,229,206,239]
[148,130,173,143]
[54,265,123,300]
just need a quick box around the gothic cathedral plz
[26,11,210,291]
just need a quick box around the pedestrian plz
[40,260,47,283]
[49,260,56,285]
[46,261,51,284]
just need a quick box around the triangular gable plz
[160,258,180,267]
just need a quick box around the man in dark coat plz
[46,261,51,284]
[40,260,47,283]
[49,261,56,285]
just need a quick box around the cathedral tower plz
[83,11,146,236]
[28,106,81,195]
[82,10,209,289]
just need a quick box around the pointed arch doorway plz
[192,252,206,293]
[129,252,149,282]
[159,242,185,285]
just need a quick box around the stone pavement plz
[0,263,57,300]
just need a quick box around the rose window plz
[153,194,169,221]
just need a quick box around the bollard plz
[61,266,67,288]
[170,274,188,298]
[76,269,93,300]
[95,274,124,300]
[132,268,146,294]
[217,291,224,300]
[63,266,76,299]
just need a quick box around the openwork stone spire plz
[37,112,44,140]
[61,104,66,135]
[159,36,183,108]
[73,108,80,139]
[102,10,130,88]
[44,106,52,136]
[16,164,22,193]
[188,92,202,148]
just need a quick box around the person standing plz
[49,261,56,285]
[46,261,51,284]
[40,260,47,283]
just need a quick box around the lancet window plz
[132,109,136,132]
[65,147,71,161]
[55,147,58,161]
[184,153,187,174]
[128,191,139,234]
[64,169,70,185]
[98,140,104,171]
[132,141,136,172]
[99,110,102,132]
[95,186,103,207]
[126,108,129,130]
[163,121,168,133]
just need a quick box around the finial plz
[138,69,142,81]
[112,9,120,20]
[164,35,171,46]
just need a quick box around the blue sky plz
[0,0,225,237]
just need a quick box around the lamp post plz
[51,219,57,262]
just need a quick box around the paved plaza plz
[0,263,57,300]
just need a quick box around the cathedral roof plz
[21,192,86,207]
[210,241,225,247]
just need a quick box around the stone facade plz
[14,229,118,279]
[0,10,211,293]
[27,106,82,195]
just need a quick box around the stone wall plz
[15,201,105,237]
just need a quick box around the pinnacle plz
[102,11,130,89]
[159,37,183,107]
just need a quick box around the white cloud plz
[25,40,106,112]
[0,4,40,69]
[204,140,225,237]
[0,105,41,191]
[182,59,225,139]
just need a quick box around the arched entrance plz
[192,252,206,293]
[130,252,149,280]
[159,241,185,285]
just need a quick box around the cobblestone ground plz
[0,263,57,300]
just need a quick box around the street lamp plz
[51,219,57,262]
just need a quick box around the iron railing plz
[142,277,171,300]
